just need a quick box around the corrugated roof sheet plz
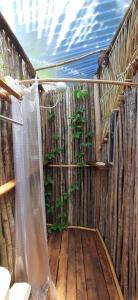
[0,0,131,78]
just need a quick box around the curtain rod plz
[19,77,138,88]
[0,114,23,126]
[35,48,106,71]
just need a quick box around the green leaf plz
[78,161,85,167]
[76,152,84,159]
[80,142,92,148]
[81,90,88,97]
[48,111,57,120]
[53,147,64,155]
[76,107,86,113]
[86,131,94,138]
[69,184,79,193]
[45,176,53,186]
[63,192,70,201]
[72,131,82,139]
[55,198,63,208]
[47,206,54,213]
[74,89,88,100]
[52,133,60,141]
[45,191,52,199]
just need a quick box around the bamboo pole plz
[96,229,124,300]
[0,115,23,126]
[0,91,11,101]
[94,75,102,161]
[0,180,16,197]
[0,79,22,100]
[1,78,138,104]
[47,163,108,168]
[19,77,138,87]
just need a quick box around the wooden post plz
[93,75,102,161]
[93,76,102,227]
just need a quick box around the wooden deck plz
[47,228,123,300]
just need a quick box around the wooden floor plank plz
[47,228,122,300]
[47,232,62,300]
[75,229,87,300]
[81,230,98,300]
[86,231,110,300]
[56,230,69,300]
[48,232,62,283]
[94,232,120,300]
[66,229,77,300]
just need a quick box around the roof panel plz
[0,0,131,78]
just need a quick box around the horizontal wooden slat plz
[0,79,22,100]
[0,180,16,197]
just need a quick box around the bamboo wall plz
[0,14,35,276]
[97,79,138,300]
[99,0,138,138]
[97,2,138,298]
[41,85,97,227]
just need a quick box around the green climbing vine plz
[45,88,94,234]
[45,147,64,163]
[48,111,57,120]
[71,89,94,167]
[45,176,79,234]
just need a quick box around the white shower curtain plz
[11,82,51,299]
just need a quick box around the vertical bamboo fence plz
[99,0,138,139]
[97,79,138,300]
[0,14,35,277]
[41,84,96,227]
[0,2,137,300]
[97,2,138,298]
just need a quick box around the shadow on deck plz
[47,227,123,300]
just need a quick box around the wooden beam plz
[94,75,102,161]
[19,77,138,87]
[46,162,110,169]
[0,180,16,197]
[0,80,22,100]
[0,91,11,102]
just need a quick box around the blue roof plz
[0,0,131,78]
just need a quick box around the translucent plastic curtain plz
[11,82,51,300]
